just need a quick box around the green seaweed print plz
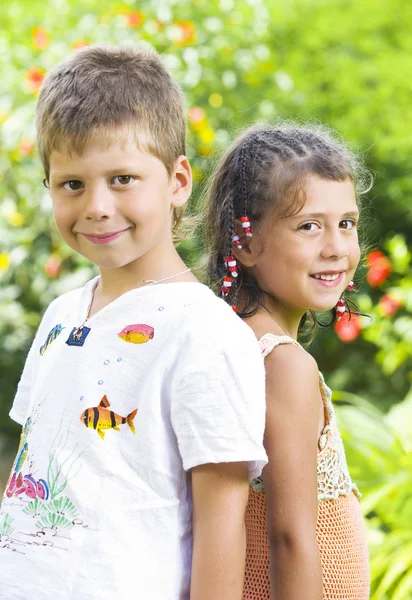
[16,416,87,544]
[46,415,85,501]
[0,513,15,537]
[23,496,79,530]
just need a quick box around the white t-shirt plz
[0,279,267,600]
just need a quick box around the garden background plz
[1,0,412,597]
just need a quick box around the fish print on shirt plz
[80,395,138,440]
[39,324,65,355]
[117,324,154,344]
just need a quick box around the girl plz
[204,124,370,600]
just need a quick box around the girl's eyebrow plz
[293,210,360,220]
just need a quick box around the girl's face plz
[251,175,361,316]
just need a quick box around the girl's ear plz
[232,219,263,268]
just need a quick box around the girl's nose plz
[320,230,348,260]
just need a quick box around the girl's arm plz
[190,461,249,600]
[263,344,323,600]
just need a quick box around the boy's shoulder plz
[173,283,258,348]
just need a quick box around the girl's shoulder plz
[260,332,320,405]
[260,332,330,400]
[259,332,317,371]
[259,332,301,357]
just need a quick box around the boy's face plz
[48,132,191,272]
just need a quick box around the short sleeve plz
[9,335,41,425]
[9,297,63,425]
[171,308,267,480]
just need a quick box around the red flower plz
[26,68,45,94]
[335,313,362,343]
[125,11,144,28]
[32,27,49,50]
[44,257,61,278]
[379,294,402,317]
[366,250,392,287]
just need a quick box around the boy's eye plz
[340,219,356,230]
[300,222,320,231]
[112,175,133,185]
[63,180,83,191]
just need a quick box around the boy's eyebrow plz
[50,165,143,181]
[293,211,360,220]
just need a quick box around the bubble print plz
[158,306,165,312]
[80,396,84,401]
[98,380,104,385]
[104,359,110,365]
[117,358,123,362]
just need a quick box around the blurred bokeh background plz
[1,0,412,596]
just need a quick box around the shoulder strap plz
[258,333,300,358]
[318,372,333,426]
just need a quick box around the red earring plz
[336,280,355,321]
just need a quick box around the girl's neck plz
[260,298,304,340]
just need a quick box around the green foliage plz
[1,0,412,596]
[336,391,412,598]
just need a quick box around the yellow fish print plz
[80,395,138,440]
[118,324,154,344]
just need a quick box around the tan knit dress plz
[243,334,370,600]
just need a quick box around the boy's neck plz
[90,249,197,315]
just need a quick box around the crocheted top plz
[243,333,370,600]
[250,333,361,502]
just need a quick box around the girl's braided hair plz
[203,122,371,333]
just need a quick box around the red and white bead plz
[346,280,355,292]
[221,276,233,296]
[224,255,238,278]
[336,297,346,320]
[240,216,252,237]
[232,234,242,249]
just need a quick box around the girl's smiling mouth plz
[310,271,345,287]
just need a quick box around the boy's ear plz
[171,155,192,208]
[232,219,262,268]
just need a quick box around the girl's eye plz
[300,222,320,231]
[340,219,356,230]
[63,180,83,191]
[112,175,133,185]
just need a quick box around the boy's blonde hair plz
[36,44,187,179]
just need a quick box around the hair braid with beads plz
[203,122,371,333]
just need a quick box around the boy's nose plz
[83,186,115,220]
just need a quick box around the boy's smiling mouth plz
[79,228,131,245]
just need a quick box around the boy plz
[0,45,267,599]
